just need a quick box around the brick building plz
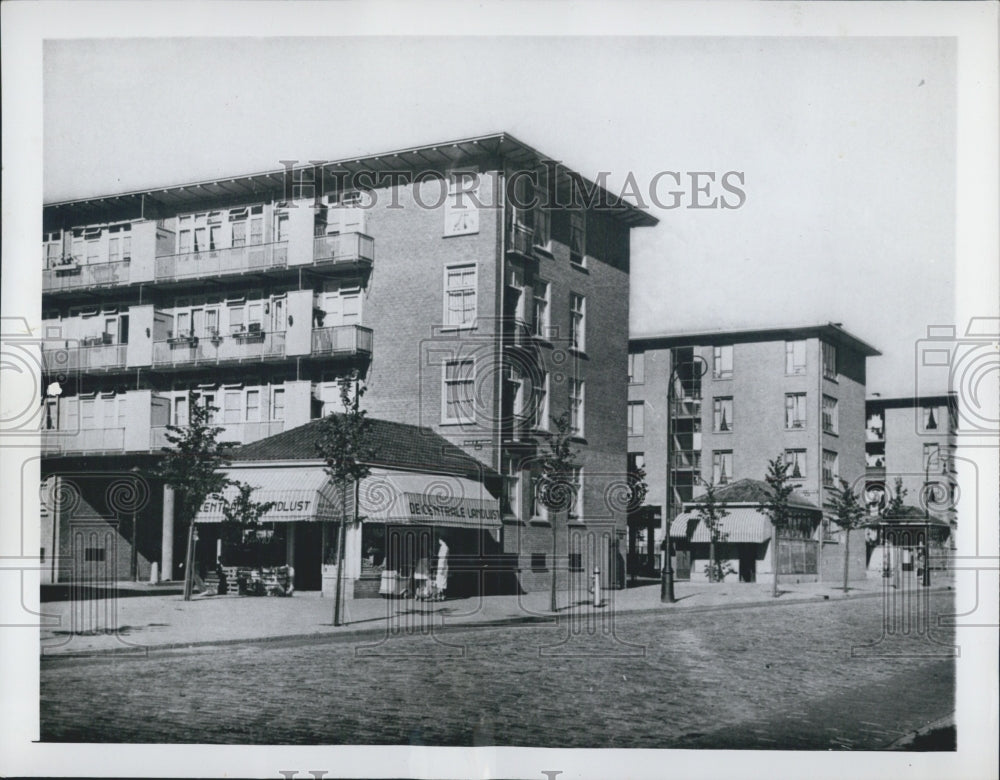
[39,132,657,594]
[626,324,880,583]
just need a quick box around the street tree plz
[626,460,650,586]
[219,481,278,557]
[831,478,867,593]
[153,392,238,600]
[315,375,375,626]
[885,476,908,519]
[536,410,581,613]
[759,455,794,598]
[697,480,733,583]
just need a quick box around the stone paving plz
[39,591,956,747]
[38,571,951,657]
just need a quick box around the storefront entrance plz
[293,523,323,591]
[738,545,757,582]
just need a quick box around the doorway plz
[739,545,757,583]
[294,523,323,590]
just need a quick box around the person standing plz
[435,536,449,601]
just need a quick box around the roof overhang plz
[630,322,881,358]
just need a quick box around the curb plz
[40,585,954,662]
[885,713,956,750]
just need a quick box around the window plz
[44,232,62,267]
[108,237,120,264]
[822,450,839,487]
[784,449,808,480]
[713,345,733,379]
[81,399,96,429]
[569,378,585,435]
[529,473,548,521]
[922,405,940,431]
[275,212,289,243]
[785,340,807,375]
[502,457,520,518]
[122,235,132,261]
[532,372,549,431]
[534,206,551,250]
[568,552,584,572]
[444,265,477,328]
[84,547,106,563]
[174,396,189,426]
[443,359,475,423]
[224,390,242,424]
[531,553,547,572]
[627,401,644,436]
[570,293,586,352]
[822,395,839,434]
[532,281,550,338]
[712,450,733,485]
[569,210,586,266]
[245,390,260,422]
[270,388,285,421]
[628,352,645,384]
[569,467,583,519]
[785,393,807,429]
[822,342,837,380]
[713,397,733,432]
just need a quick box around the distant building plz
[626,323,880,582]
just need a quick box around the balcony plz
[154,242,288,282]
[43,260,131,293]
[507,224,534,258]
[150,420,285,450]
[41,342,128,373]
[41,427,126,455]
[312,232,374,269]
[672,451,702,470]
[311,325,373,356]
[152,331,286,367]
[672,397,703,418]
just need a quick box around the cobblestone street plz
[40,591,955,748]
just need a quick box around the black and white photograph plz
[1,2,997,778]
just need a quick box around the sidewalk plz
[39,573,953,657]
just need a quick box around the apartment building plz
[863,393,957,572]
[626,324,879,582]
[39,132,657,594]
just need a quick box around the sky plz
[42,35,957,396]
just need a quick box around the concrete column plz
[161,485,175,581]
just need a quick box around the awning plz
[670,508,773,544]
[195,468,345,524]
[358,472,501,529]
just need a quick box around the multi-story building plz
[863,393,957,572]
[39,132,657,594]
[626,324,880,582]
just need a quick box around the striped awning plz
[358,472,501,529]
[195,468,344,524]
[670,508,772,543]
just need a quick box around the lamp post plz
[922,444,941,588]
[130,466,142,581]
[662,354,709,604]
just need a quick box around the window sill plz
[529,518,552,527]
[532,245,555,260]
[437,324,479,334]
[568,347,588,359]
[712,375,733,382]
[712,430,734,435]
[823,430,839,438]
[570,261,588,273]
[439,419,476,427]
[568,435,588,445]
[785,425,808,432]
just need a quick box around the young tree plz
[831,478,867,593]
[153,393,238,601]
[219,482,278,554]
[697,481,733,583]
[759,455,794,598]
[626,461,649,586]
[536,411,581,613]
[315,375,375,626]
[884,476,908,519]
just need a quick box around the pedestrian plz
[414,553,432,600]
[216,557,228,595]
[434,536,449,601]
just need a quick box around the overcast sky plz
[43,35,957,396]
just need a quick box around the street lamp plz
[662,354,709,603]
[922,444,943,588]
[130,466,142,581]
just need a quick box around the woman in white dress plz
[434,537,449,601]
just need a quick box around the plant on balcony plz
[315,374,375,626]
[151,394,239,601]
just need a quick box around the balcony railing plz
[150,420,285,449]
[42,343,128,373]
[152,331,286,366]
[311,325,373,356]
[672,451,702,470]
[672,398,703,418]
[154,242,288,281]
[312,232,374,267]
[41,427,126,454]
[43,260,131,293]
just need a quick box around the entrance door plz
[739,545,757,582]
[293,523,323,590]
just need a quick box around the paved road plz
[40,591,956,748]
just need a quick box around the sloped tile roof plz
[230,416,500,481]
[688,478,821,512]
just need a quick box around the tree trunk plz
[333,481,348,626]
[549,519,558,612]
[182,519,196,601]
[842,527,851,593]
[771,522,779,598]
[709,539,716,583]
